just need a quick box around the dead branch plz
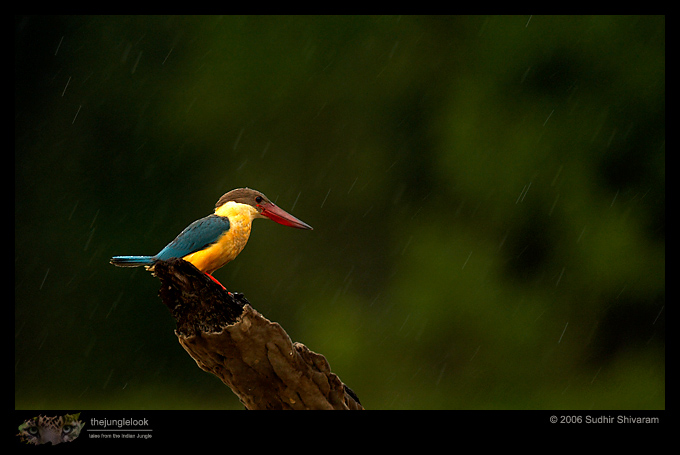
[152,258,363,410]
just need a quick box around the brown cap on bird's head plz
[215,188,313,230]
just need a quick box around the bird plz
[110,188,312,289]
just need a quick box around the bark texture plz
[153,258,363,410]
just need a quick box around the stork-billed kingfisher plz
[110,188,312,287]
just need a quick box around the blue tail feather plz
[110,256,156,267]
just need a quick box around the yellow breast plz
[182,202,261,275]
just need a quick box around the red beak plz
[259,202,313,230]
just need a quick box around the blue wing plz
[154,214,230,261]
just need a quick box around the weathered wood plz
[153,258,363,410]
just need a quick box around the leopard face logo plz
[17,413,84,445]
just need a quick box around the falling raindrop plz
[558,322,569,344]
[40,268,50,290]
[321,188,331,208]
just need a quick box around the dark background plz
[16,15,664,409]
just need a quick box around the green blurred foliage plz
[16,15,664,409]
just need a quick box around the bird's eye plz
[255,196,263,203]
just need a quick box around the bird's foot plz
[204,274,248,303]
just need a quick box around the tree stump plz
[152,258,363,410]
